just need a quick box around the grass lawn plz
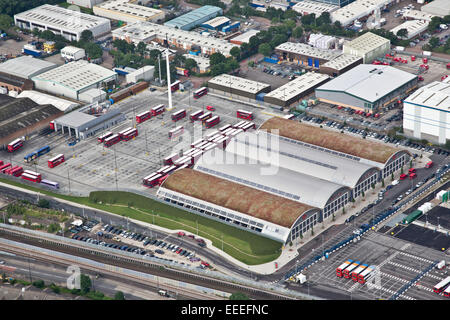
[0,178,282,265]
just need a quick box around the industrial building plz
[60,46,86,61]
[421,0,450,18]
[14,4,111,41]
[52,101,125,140]
[164,5,223,31]
[275,42,342,69]
[201,16,230,30]
[112,22,238,57]
[93,0,165,23]
[0,94,62,147]
[402,9,435,22]
[66,0,104,8]
[0,56,57,79]
[315,64,418,113]
[229,29,260,45]
[17,90,80,112]
[292,0,339,17]
[125,66,155,84]
[343,32,390,63]
[390,20,429,40]
[319,54,363,77]
[308,0,356,7]
[31,60,117,102]
[207,74,271,100]
[263,72,329,107]
[331,0,393,26]
[403,81,450,145]
[0,72,33,94]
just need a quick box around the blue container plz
[256,92,266,101]
[264,57,278,64]
[308,57,313,66]
[314,59,320,68]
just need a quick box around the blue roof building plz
[164,5,223,31]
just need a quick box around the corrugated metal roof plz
[0,56,57,79]
[404,81,450,111]
[17,90,79,112]
[164,5,222,29]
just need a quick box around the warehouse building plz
[93,0,165,23]
[421,0,450,18]
[112,21,238,57]
[66,0,104,9]
[125,66,155,84]
[403,81,450,145]
[17,90,80,112]
[275,42,342,68]
[390,20,429,40]
[263,72,329,107]
[201,16,230,30]
[0,72,33,94]
[32,60,117,102]
[164,5,223,31]
[402,9,435,22]
[208,74,271,100]
[292,0,339,17]
[331,0,393,26]
[0,56,57,79]
[315,64,418,113]
[307,0,356,7]
[14,4,111,41]
[343,32,390,63]
[319,53,363,77]
[229,29,260,45]
[0,94,62,147]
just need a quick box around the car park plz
[155,249,164,254]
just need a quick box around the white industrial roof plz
[316,64,417,103]
[32,60,117,92]
[0,56,57,79]
[331,0,392,26]
[183,54,210,71]
[264,72,329,101]
[421,0,450,17]
[402,9,435,21]
[203,16,230,28]
[390,20,429,40]
[404,81,450,111]
[321,53,362,71]
[94,0,163,19]
[344,32,390,54]
[17,90,79,112]
[15,4,110,32]
[229,29,260,43]
[208,74,270,94]
[276,42,342,61]
[292,0,338,17]
[61,46,85,55]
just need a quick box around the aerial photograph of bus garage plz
[0,0,449,309]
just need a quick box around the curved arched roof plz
[259,117,403,165]
[162,168,318,228]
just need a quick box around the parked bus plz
[336,260,353,278]
[409,173,417,179]
[170,80,180,92]
[49,121,55,131]
[205,116,220,129]
[10,166,24,177]
[236,109,253,120]
[48,154,65,168]
[168,126,184,139]
[189,110,204,122]
[425,161,433,168]
[284,114,295,120]
[41,179,59,189]
[21,172,41,183]
[400,173,407,180]
[98,131,114,143]
[136,110,152,123]
[198,112,212,123]
[143,173,161,188]
[242,122,256,131]
[233,120,247,129]
[444,284,450,297]
[37,146,51,157]
[409,168,416,173]
[104,134,121,148]
[163,153,179,165]
[7,138,23,152]
[118,127,133,138]
[158,165,177,176]
[351,264,368,282]
[190,139,204,148]
[121,128,138,141]
[343,261,360,279]
[171,109,186,122]
[358,265,375,284]
[173,155,192,167]
[193,87,208,99]
[433,276,450,294]
[0,163,11,173]
[151,104,165,116]
[218,124,231,132]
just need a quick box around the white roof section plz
[183,54,210,71]
[276,42,342,61]
[331,0,392,26]
[264,72,329,102]
[344,32,390,54]
[31,60,117,92]
[421,0,450,17]
[203,16,230,28]
[292,0,339,17]
[229,29,260,43]
[15,4,110,32]
[321,53,362,71]
[0,55,57,79]
[208,74,270,94]
[61,46,85,55]
[316,64,417,103]
[390,20,429,40]
[402,9,435,21]
[17,90,80,112]
[404,81,450,111]
[94,0,164,21]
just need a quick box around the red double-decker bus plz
[409,168,416,173]
[136,110,152,123]
[163,153,180,165]
[433,276,450,294]
[104,134,121,148]
[236,109,253,120]
[218,124,231,132]
[193,87,208,99]
[118,127,133,138]
[0,163,12,173]
[98,131,114,143]
[122,128,138,141]
[425,161,433,168]
[444,284,450,297]
[189,110,204,122]
[151,104,165,116]
[336,259,353,278]
[171,109,186,122]
[22,170,42,183]
[170,80,180,92]
[169,126,184,139]
[48,154,65,168]
[198,112,212,124]
[10,166,24,177]
[7,138,23,152]
[242,122,256,131]
[358,265,375,284]
[409,173,416,179]
[143,173,161,188]
[205,116,220,128]
[343,261,360,279]
[351,264,368,282]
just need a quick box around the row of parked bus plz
[433,276,450,297]
[135,104,166,124]
[189,109,221,129]
[0,160,59,189]
[336,259,375,284]
[97,126,139,148]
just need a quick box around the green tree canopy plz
[0,14,13,31]
[210,52,226,66]
[184,58,198,72]
[80,274,91,294]
[114,291,125,300]
[396,28,408,38]
[258,43,272,57]
[292,26,304,39]
[429,37,440,48]
[80,30,93,42]
[230,46,241,60]
[229,292,250,300]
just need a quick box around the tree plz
[332,213,335,222]
[428,37,440,48]
[391,173,394,181]
[409,160,413,168]
[32,279,45,289]
[184,58,197,72]
[37,199,50,209]
[311,226,314,236]
[428,16,442,32]
[381,179,385,187]
[84,42,103,60]
[258,43,272,57]
[396,28,408,39]
[114,291,125,300]
[229,292,250,300]
[284,19,296,31]
[292,26,303,39]
[0,14,13,31]
[136,41,147,56]
[361,191,365,198]
[230,46,241,60]
[40,30,55,41]
[80,274,91,294]
[209,52,226,66]
[301,13,316,26]
[371,183,375,190]
[342,207,345,215]
[80,30,93,42]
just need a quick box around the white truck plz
[61,46,85,61]
[295,273,307,284]
[437,260,446,270]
